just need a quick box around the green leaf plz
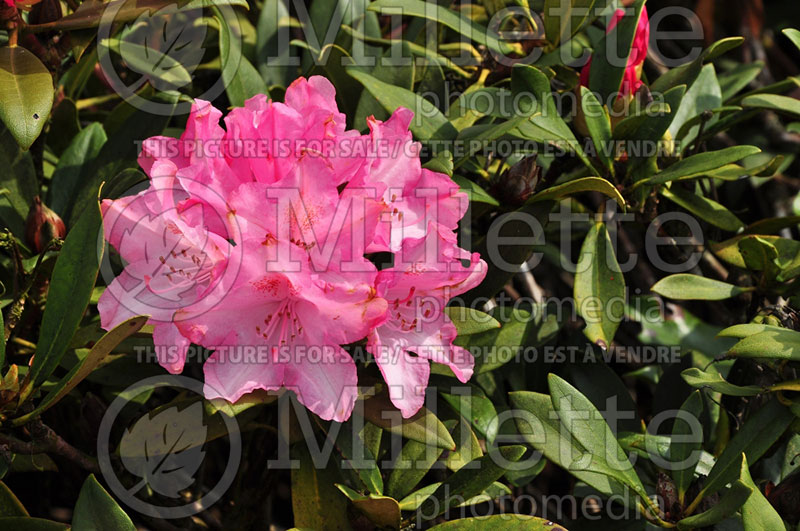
[661,185,744,232]
[0,125,37,236]
[416,445,527,520]
[510,391,627,496]
[528,176,625,209]
[445,307,500,336]
[291,443,351,530]
[510,65,595,172]
[739,454,785,531]
[354,42,415,127]
[668,64,721,147]
[0,518,68,530]
[25,200,103,393]
[670,391,704,502]
[331,417,383,495]
[579,86,614,174]
[0,46,54,150]
[335,484,401,530]
[216,7,268,107]
[0,482,28,517]
[367,0,516,57]
[452,175,499,206]
[783,28,800,52]
[729,328,800,360]
[700,399,793,497]
[256,0,295,88]
[347,68,457,142]
[588,0,646,100]
[643,145,761,185]
[680,368,762,396]
[742,93,800,119]
[440,387,499,444]
[14,316,149,426]
[362,395,455,449]
[677,476,752,530]
[651,274,751,301]
[398,481,509,511]
[428,515,568,530]
[651,37,744,94]
[103,37,193,88]
[717,323,786,339]
[544,0,596,49]
[47,123,107,219]
[574,222,625,347]
[72,475,135,531]
[547,375,644,494]
[385,438,446,500]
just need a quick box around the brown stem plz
[0,423,99,474]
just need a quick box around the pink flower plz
[99,76,485,421]
[580,7,650,97]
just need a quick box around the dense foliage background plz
[1,0,800,529]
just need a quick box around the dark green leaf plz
[72,475,135,531]
[670,391,704,502]
[25,200,103,393]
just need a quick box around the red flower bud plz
[25,196,66,253]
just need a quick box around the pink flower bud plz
[25,196,66,253]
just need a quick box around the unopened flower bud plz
[25,196,66,253]
[490,155,540,208]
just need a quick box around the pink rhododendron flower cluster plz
[99,76,486,422]
[580,6,650,97]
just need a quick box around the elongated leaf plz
[579,86,614,174]
[729,328,800,360]
[700,399,793,497]
[670,391,703,502]
[717,323,786,339]
[14,316,148,426]
[681,368,761,397]
[0,46,54,150]
[331,417,383,495]
[661,186,744,232]
[362,395,455,449]
[72,475,135,531]
[215,7,267,107]
[651,37,744,94]
[784,28,800,52]
[740,455,785,531]
[347,68,457,142]
[574,222,625,347]
[548,375,643,493]
[0,482,28,517]
[529,177,625,209]
[440,388,498,444]
[742,93,800,119]
[386,438,446,500]
[588,0,645,100]
[25,200,103,393]
[445,307,500,336]
[256,0,294,88]
[644,146,761,185]
[47,123,107,219]
[652,274,751,301]
[510,391,627,496]
[0,518,68,530]
[428,515,567,530]
[291,443,351,529]
[544,0,596,49]
[367,0,516,57]
[416,445,526,519]
[677,476,751,530]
